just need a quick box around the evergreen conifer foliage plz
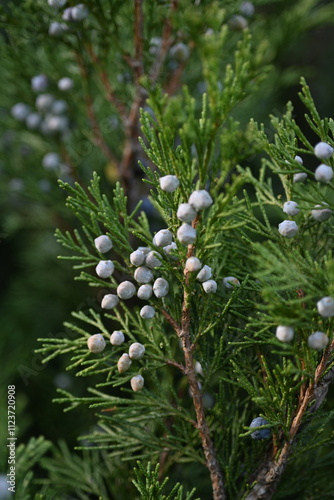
[37,78,334,499]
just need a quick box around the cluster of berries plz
[87,332,146,392]
[279,142,333,238]
[11,73,74,153]
[48,1,89,37]
[275,295,333,350]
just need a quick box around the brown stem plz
[245,340,334,500]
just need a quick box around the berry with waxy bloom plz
[177,223,196,245]
[185,257,201,272]
[276,326,294,342]
[117,281,136,300]
[250,417,271,440]
[134,266,154,284]
[117,353,132,373]
[308,331,329,350]
[223,276,240,289]
[163,242,177,254]
[42,152,60,170]
[202,280,217,293]
[278,220,298,237]
[36,93,54,112]
[129,342,145,360]
[51,99,68,115]
[314,142,334,160]
[311,204,332,221]
[131,374,144,392]
[11,103,30,121]
[94,235,112,253]
[58,77,74,91]
[145,251,162,269]
[87,334,106,353]
[110,331,125,346]
[96,260,114,278]
[188,190,213,211]
[315,164,333,183]
[48,0,68,6]
[177,203,197,223]
[159,175,180,192]
[293,172,307,183]
[294,155,303,164]
[48,22,67,37]
[283,201,299,216]
[31,74,48,92]
[153,278,169,298]
[317,296,334,317]
[26,113,42,130]
[71,4,89,21]
[101,294,119,309]
[153,229,173,247]
[196,265,212,282]
[130,249,145,266]
[140,305,155,319]
[137,284,153,300]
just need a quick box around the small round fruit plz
[177,224,196,245]
[276,326,294,342]
[314,142,334,160]
[315,164,333,183]
[159,175,180,192]
[130,249,145,266]
[311,204,332,221]
[202,280,217,293]
[153,229,172,247]
[196,265,212,282]
[58,77,74,91]
[140,305,155,319]
[94,235,112,253]
[110,331,125,346]
[188,190,213,211]
[177,203,197,223]
[283,201,300,216]
[250,417,271,440]
[96,260,114,278]
[131,374,144,392]
[101,294,119,309]
[11,103,30,121]
[153,278,169,298]
[129,342,145,360]
[145,251,162,269]
[117,281,136,300]
[185,257,201,272]
[42,152,60,170]
[137,284,153,300]
[87,334,106,353]
[308,331,329,350]
[31,74,48,93]
[278,220,298,237]
[134,266,154,284]
[223,276,240,289]
[293,172,307,183]
[117,353,132,373]
[317,296,334,317]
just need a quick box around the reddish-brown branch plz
[245,340,334,500]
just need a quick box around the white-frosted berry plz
[294,155,303,164]
[48,0,68,6]
[101,294,119,309]
[293,172,307,183]
[240,1,255,16]
[71,4,89,21]
[188,190,213,211]
[145,251,162,269]
[194,361,203,375]
[44,115,69,133]
[42,152,60,170]
[140,305,155,319]
[48,21,67,36]
[51,99,68,115]
[315,164,333,183]
[159,175,180,192]
[283,201,300,216]
[223,276,240,289]
[177,203,197,223]
[276,326,294,342]
[31,74,48,93]
[58,77,74,91]
[26,112,42,130]
[11,103,30,121]
[117,353,132,373]
[153,278,169,298]
[130,249,146,266]
[314,142,334,160]
[137,246,150,255]
[94,235,112,253]
[134,266,154,284]
[35,93,54,112]
[62,7,73,21]
[177,223,196,245]
[95,260,114,278]
[129,342,145,360]
[185,257,202,272]
[163,242,177,254]
[117,281,136,300]
[229,15,248,31]
[153,229,172,247]
[278,220,298,237]
[308,331,329,350]
[317,296,334,317]
[197,265,212,282]
[169,42,190,61]
[87,334,106,353]
[110,330,125,346]
[202,280,217,293]
[131,374,144,392]
[311,204,332,221]
[137,284,153,300]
